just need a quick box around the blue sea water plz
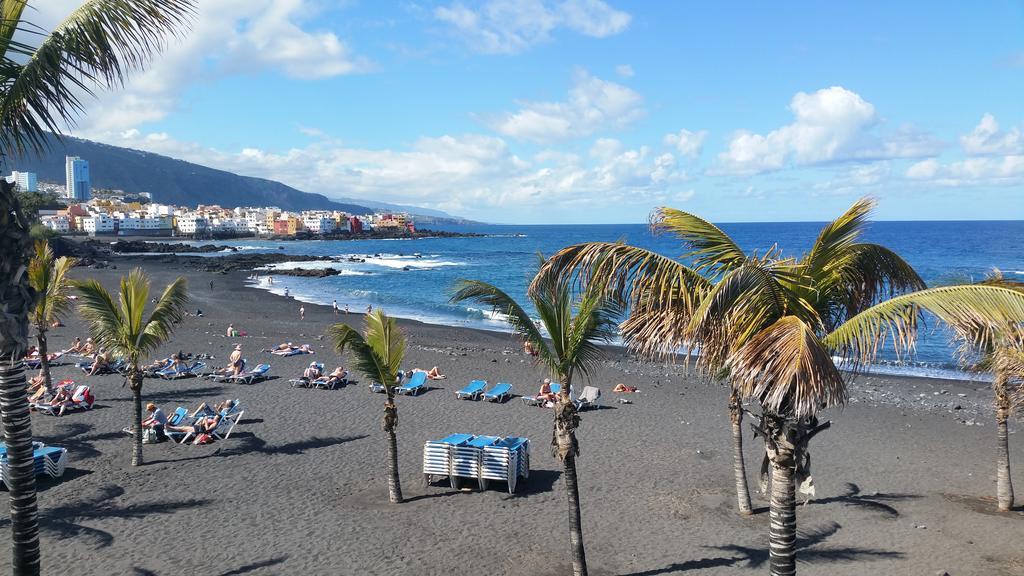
[188,220,1024,380]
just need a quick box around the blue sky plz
[40,1,1024,223]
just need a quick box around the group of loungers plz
[423,433,530,494]
[142,399,245,445]
[30,380,95,416]
[454,380,513,403]
[288,363,349,390]
[521,383,602,410]
[203,361,272,385]
[369,371,428,395]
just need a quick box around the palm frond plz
[531,241,711,317]
[730,315,846,419]
[564,283,622,382]
[137,275,187,355]
[1,0,196,154]
[0,1,28,63]
[802,197,874,280]
[652,207,747,276]
[73,277,127,359]
[825,285,1024,366]
[327,311,406,392]
[451,279,555,370]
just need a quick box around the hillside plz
[11,134,374,214]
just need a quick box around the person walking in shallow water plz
[299,305,305,320]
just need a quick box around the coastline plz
[7,256,1022,575]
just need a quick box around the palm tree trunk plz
[36,330,50,391]
[996,404,1014,511]
[766,417,798,576]
[0,362,40,576]
[130,374,144,467]
[563,452,588,576]
[1,177,41,575]
[382,396,402,503]
[553,383,588,576]
[729,389,753,515]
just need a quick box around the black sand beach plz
[4,260,1023,575]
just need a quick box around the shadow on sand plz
[620,522,903,575]
[807,482,921,518]
[0,484,210,549]
[145,433,368,465]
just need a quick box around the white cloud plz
[484,69,644,143]
[52,0,370,134]
[960,114,1024,156]
[814,162,890,193]
[663,129,707,160]
[98,129,687,221]
[615,64,634,78]
[713,86,941,175]
[434,0,629,54]
[905,155,1024,187]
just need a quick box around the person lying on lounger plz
[422,366,446,380]
[81,338,96,356]
[27,371,46,401]
[144,355,174,373]
[168,413,221,441]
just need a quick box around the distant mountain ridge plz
[11,134,376,215]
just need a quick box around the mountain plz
[333,196,457,219]
[12,134,375,214]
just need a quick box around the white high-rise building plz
[65,156,90,201]
[10,171,37,192]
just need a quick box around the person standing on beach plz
[333,299,339,316]
[344,304,349,314]
[209,280,214,291]
[285,287,290,298]
[300,305,305,320]
[366,304,372,314]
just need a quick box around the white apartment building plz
[83,214,116,235]
[10,171,37,192]
[119,216,169,232]
[40,216,69,233]
[302,213,337,234]
[176,216,208,235]
[210,218,248,233]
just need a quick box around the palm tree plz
[0,2,193,572]
[955,272,1024,511]
[451,259,621,576]
[327,310,407,504]
[74,269,187,466]
[535,198,925,515]
[28,240,77,392]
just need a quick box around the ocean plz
[189,220,1024,381]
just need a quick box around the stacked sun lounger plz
[0,441,68,486]
[422,433,530,494]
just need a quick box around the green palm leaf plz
[0,0,196,154]
[28,240,77,329]
[652,206,747,275]
[328,310,406,393]
[825,285,1024,366]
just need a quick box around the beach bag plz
[142,428,158,444]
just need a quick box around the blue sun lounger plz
[482,383,512,403]
[157,361,206,380]
[395,371,427,396]
[229,363,271,384]
[0,442,68,486]
[455,380,487,400]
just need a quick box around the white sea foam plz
[255,261,370,275]
[343,253,462,270]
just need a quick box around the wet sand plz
[4,261,1023,575]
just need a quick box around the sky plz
[27,1,1024,224]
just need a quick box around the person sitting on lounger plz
[64,337,83,354]
[304,362,322,381]
[218,344,244,375]
[141,403,168,441]
[88,349,111,375]
[81,338,96,356]
[537,379,557,403]
[27,371,46,401]
[44,387,73,416]
[167,412,221,439]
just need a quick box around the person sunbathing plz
[64,337,84,354]
[43,387,74,416]
[424,366,446,380]
[524,340,540,357]
[87,349,111,375]
[536,379,558,403]
[167,412,221,440]
[213,344,245,376]
[612,383,638,393]
[323,366,348,387]
[27,371,46,401]
[303,362,322,381]
[81,338,96,356]
[266,342,294,352]
[145,356,174,373]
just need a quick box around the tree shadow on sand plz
[807,482,921,518]
[145,433,368,465]
[217,556,289,575]
[36,421,124,459]
[620,522,903,575]
[0,484,210,549]
[106,385,227,403]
